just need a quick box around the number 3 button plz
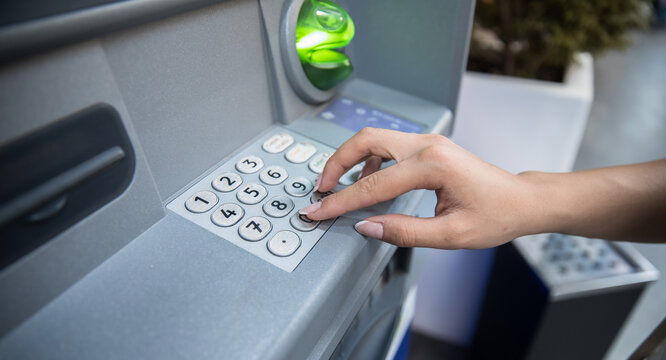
[211,203,244,227]
[263,195,294,218]
[236,155,264,174]
[259,166,288,185]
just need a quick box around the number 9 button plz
[284,177,313,197]
[263,195,294,218]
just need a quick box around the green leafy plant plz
[468,0,650,81]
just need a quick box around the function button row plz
[286,142,317,163]
[290,213,319,232]
[263,195,294,218]
[212,172,242,192]
[309,152,332,174]
[211,203,244,227]
[262,133,294,154]
[236,155,264,174]
[267,231,301,257]
[239,216,272,241]
[339,163,364,186]
[237,183,268,204]
[259,165,288,185]
[284,177,314,197]
[185,191,218,213]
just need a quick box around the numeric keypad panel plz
[166,128,338,272]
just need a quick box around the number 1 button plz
[211,203,244,227]
[236,155,264,174]
[185,191,218,213]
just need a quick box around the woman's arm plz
[300,128,666,249]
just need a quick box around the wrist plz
[514,171,570,237]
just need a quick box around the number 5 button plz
[212,172,242,192]
[211,203,244,227]
[236,155,264,174]
[259,166,288,185]
[237,183,268,204]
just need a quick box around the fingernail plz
[299,201,322,215]
[313,175,322,192]
[354,221,384,239]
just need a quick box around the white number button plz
[284,177,313,197]
[212,172,242,192]
[339,163,363,185]
[236,155,264,174]
[290,213,319,232]
[311,190,335,203]
[308,152,332,174]
[262,133,294,153]
[267,231,301,257]
[237,183,268,204]
[185,191,218,213]
[263,195,294,218]
[285,142,317,163]
[239,216,272,241]
[211,203,244,227]
[259,166,288,185]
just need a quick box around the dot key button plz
[309,152,332,174]
[237,183,268,204]
[285,142,317,163]
[212,172,242,192]
[290,213,319,232]
[211,203,244,227]
[267,231,301,257]
[260,165,288,185]
[263,195,294,218]
[185,191,218,213]
[284,177,313,197]
[262,133,294,154]
[236,155,264,174]
[239,216,272,241]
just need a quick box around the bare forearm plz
[519,159,666,242]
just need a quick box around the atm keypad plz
[167,128,340,272]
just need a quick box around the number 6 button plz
[236,155,264,174]
[211,203,244,227]
[237,183,268,204]
[259,165,288,185]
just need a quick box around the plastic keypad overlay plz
[166,128,338,272]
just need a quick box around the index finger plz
[318,128,422,192]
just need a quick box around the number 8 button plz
[263,195,294,218]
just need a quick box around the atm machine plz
[0,1,474,358]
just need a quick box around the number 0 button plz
[211,203,244,227]
[212,172,242,192]
[185,191,218,213]
[259,166,288,185]
[236,155,264,174]
[237,183,268,204]
[290,213,319,232]
[267,231,301,257]
[239,216,272,241]
[284,177,313,197]
[263,195,294,218]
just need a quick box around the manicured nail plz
[313,175,322,192]
[299,201,322,215]
[354,220,384,239]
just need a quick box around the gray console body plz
[0,1,474,358]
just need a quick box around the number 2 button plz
[212,172,242,192]
[236,155,264,174]
[237,183,267,204]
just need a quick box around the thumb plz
[354,214,455,249]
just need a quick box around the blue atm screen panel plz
[317,97,425,134]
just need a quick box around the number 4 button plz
[211,203,244,227]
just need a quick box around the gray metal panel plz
[338,0,474,118]
[102,0,276,199]
[0,40,164,337]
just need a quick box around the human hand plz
[299,127,536,249]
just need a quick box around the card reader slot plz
[0,104,135,271]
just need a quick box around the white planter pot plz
[411,53,595,346]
